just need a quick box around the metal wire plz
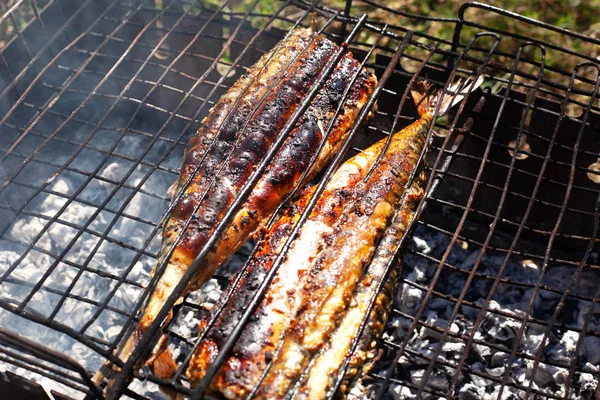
[0,0,599,399]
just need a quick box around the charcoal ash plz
[376,223,600,400]
[1,117,599,400]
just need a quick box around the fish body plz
[95,26,376,391]
[186,78,482,399]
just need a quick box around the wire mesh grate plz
[0,0,599,399]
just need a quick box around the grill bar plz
[1,0,599,399]
[7,0,190,319]
[414,42,547,398]
[502,65,600,399]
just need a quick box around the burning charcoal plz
[429,296,454,315]
[428,370,450,391]
[485,365,505,378]
[410,368,425,385]
[415,341,437,365]
[441,341,465,355]
[459,251,480,270]
[457,382,483,400]
[491,351,508,367]
[554,367,569,386]
[547,330,579,363]
[571,372,598,399]
[583,336,600,364]
[522,326,546,356]
[543,266,600,298]
[469,362,495,387]
[412,236,431,254]
[473,334,493,359]
[583,362,599,374]
[390,384,417,400]
[527,360,558,387]
[420,312,459,340]
[347,381,369,400]
[578,302,600,331]
[398,285,424,315]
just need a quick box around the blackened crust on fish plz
[173,37,336,261]
[185,39,377,398]
[137,27,317,338]
[185,191,312,389]
[174,29,315,201]
[185,53,377,394]
[253,112,431,399]
[240,53,371,221]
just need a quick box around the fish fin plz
[149,348,178,379]
[411,76,484,117]
[92,328,141,388]
[166,181,177,198]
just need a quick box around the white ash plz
[2,155,600,400]
[0,158,168,399]
[373,224,600,400]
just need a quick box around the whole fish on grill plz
[186,77,483,399]
[93,25,377,393]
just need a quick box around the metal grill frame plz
[0,0,599,399]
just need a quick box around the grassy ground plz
[2,0,599,65]
[224,0,600,102]
[1,0,598,93]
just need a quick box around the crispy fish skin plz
[182,54,376,296]
[256,112,431,400]
[185,61,378,398]
[256,79,481,399]
[296,176,425,400]
[187,78,481,399]
[186,122,427,399]
[140,32,337,334]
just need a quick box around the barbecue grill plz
[0,0,599,399]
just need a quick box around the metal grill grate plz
[0,0,599,399]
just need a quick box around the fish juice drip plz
[187,78,483,399]
[94,25,377,394]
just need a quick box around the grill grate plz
[0,0,599,399]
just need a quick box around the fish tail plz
[411,76,484,117]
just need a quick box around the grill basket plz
[0,0,599,399]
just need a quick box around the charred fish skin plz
[255,112,431,400]
[186,117,428,399]
[186,58,378,396]
[186,78,482,399]
[173,28,315,203]
[183,53,377,293]
[297,176,425,400]
[139,32,339,335]
[261,79,482,399]
[185,189,314,391]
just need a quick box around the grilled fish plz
[294,176,424,399]
[186,77,482,399]
[94,25,376,392]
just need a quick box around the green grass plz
[2,0,597,98]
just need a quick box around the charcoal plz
[583,336,600,364]
[457,382,483,400]
[390,384,416,400]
